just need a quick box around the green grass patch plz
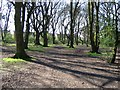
[87,52,102,57]
[2,58,26,64]
[2,43,16,47]
[7,43,16,47]
[28,45,44,52]
[86,50,113,62]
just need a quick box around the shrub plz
[4,32,15,43]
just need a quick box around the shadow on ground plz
[1,45,120,88]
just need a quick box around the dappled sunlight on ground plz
[0,45,119,88]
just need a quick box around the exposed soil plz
[0,45,120,89]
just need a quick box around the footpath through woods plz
[0,45,120,88]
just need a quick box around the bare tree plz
[13,2,29,59]
[111,2,120,63]
[1,2,12,42]
[24,2,35,49]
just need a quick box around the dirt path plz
[0,45,119,89]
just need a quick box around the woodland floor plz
[0,44,120,89]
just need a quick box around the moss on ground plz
[2,58,26,64]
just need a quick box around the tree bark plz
[24,2,35,49]
[95,2,100,53]
[89,2,100,53]
[13,2,29,59]
[111,3,118,63]
[69,1,74,48]
[53,28,55,44]
[35,30,40,45]
[89,2,95,52]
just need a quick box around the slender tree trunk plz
[76,21,80,46]
[4,5,11,41]
[63,27,66,44]
[67,35,70,46]
[111,4,118,63]
[53,28,55,44]
[24,17,30,48]
[14,2,29,59]
[61,29,64,43]
[43,31,48,47]
[43,23,48,47]
[35,30,40,45]
[95,2,100,53]
[75,32,79,45]
[89,2,94,52]
[86,19,89,47]
[24,2,35,49]
[69,1,74,48]
[22,3,26,32]
[89,2,97,53]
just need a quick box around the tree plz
[69,1,74,48]
[40,2,52,47]
[51,2,61,44]
[111,2,120,63]
[1,2,12,42]
[24,2,35,48]
[95,1,100,53]
[88,1,100,53]
[69,1,79,48]
[13,2,29,59]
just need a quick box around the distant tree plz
[69,1,74,48]
[88,1,100,53]
[50,1,60,44]
[24,2,35,48]
[40,2,52,47]
[1,2,12,42]
[111,2,120,63]
[30,3,42,45]
[69,1,79,48]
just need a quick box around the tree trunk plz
[43,30,48,47]
[69,1,74,48]
[22,3,26,32]
[67,35,70,46]
[75,32,79,45]
[24,18,30,49]
[43,21,48,47]
[24,2,35,49]
[35,30,40,45]
[95,2,100,53]
[53,28,55,44]
[13,2,29,59]
[4,4,11,41]
[88,2,96,53]
[43,14,48,47]
[86,19,89,47]
[111,4,118,63]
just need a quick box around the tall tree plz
[1,2,12,42]
[111,2,120,63]
[69,1,79,48]
[13,2,29,59]
[24,2,35,49]
[95,1,100,53]
[88,1,100,53]
[40,2,51,47]
[69,1,74,48]
[50,1,60,44]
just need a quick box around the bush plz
[48,33,53,44]
[4,32,15,43]
[29,34,35,43]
